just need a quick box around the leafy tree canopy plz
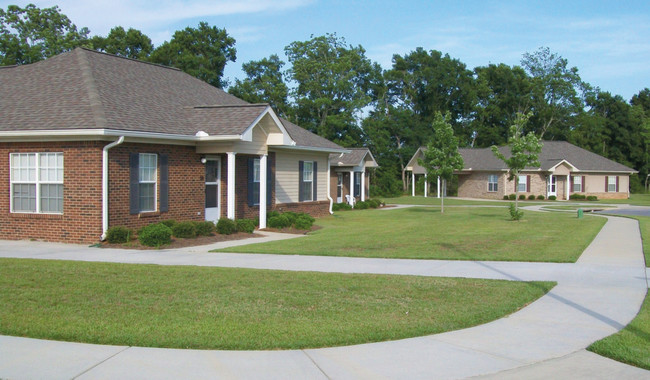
[91,26,153,60]
[0,4,89,65]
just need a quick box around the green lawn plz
[594,193,650,206]
[0,258,553,350]
[380,195,520,206]
[219,207,605,262]
[588,293,650,370]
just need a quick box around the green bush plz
[216,218,237,235]
[266,211,281,220]
[527,195,536,201]
[367,198,382,208]
[508,193,516,200]
[160,219,177,228]
[332,202,352,211]
[194,221,215,236]
[503,195,510,200]
[508,203,524,221]
[268,215,291,229]
[586,195,598,201]
[518,194,526,200]
[296,212,315,223]
[537,195,545,200]
[282,212,298,225]
[293,215,314,230]
[570,193,586,200]
[236,219,256,233]
[548,195,557,201]
[105,226,132,244]
[138,223,172,247]
[355,200,369,209]
[172,221,197,239]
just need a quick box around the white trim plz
[259,154,267,229]
[272,145,348,154]
[423,173,427,198]
[138,153,158,213]
[10,152,64,215]
[327,156,334,214]
[437,176,441,198]
[227,152,236,220]
[411,172,415,197]
[350,169,355,206]
[302,161,314,202]
[101,136,124,240]
[547,159,579,172]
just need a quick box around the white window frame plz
[607,176,617,192]
[253,158,261,184]
[139,153,157,212]
[10,152,64,214]
[517,175,527,192]
[487,174,498,192]
[572,176,582,192]
[302,161,313,202]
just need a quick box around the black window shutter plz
[605,176,608,192]
[129,153,139,214]
[247,157,255,206]
[267,160,272,205]
[299,161,304,202]
[582,176,586,192]
[159,154,168,212]
[312,161,318,201]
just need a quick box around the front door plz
[547,175,557,197]
[205,158,220,222]
[337,173,343,203]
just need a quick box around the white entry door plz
[337,173,343,203]
[547,175,557,197]
[205,158,221,223]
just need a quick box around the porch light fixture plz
[200,157,207,164]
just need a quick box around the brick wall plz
[0,141,103,243]
[108,143,204,232]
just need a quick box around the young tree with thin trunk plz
[491,113,542,218]
[419,112,464,213]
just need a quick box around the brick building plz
[329,148,378,205]
[0,48,346,243]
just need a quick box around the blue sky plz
[6,0,649,100]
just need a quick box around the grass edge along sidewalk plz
[0,258,554,350]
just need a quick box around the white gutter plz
[327,156,334,214]
[101,136,125,240]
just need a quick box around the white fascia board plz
[241,106,294,145]
[0,129,242,143]
[575,169,638,174]
[272,145,349,154]
[547,159,579,172]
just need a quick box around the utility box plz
[577,208,584,219]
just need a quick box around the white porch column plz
[411,172,415,197]
[259,154,267,229]
[227,152,236,220]
[350,170,355,206]
[437,176,441,198]
[565,175,570,200]
[424,173,428,197]
[548,174,553,198]
[361,169,366,201]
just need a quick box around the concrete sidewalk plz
[0,215,648,379]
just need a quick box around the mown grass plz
[595,193,650,206]
[0,258,553,350]
[380,195,521,206]
[221,207,605,262]
[588,293,650,370]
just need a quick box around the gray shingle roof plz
[459,141,635,173]
[329,148,379,167]
[0,48,344,151]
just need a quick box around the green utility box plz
[577,208,584,219]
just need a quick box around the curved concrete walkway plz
[0,214,648,379]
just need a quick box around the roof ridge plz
[191,104,269,109]
[77,47,183,72]
[76,49,108,128]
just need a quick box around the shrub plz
[518,194,526,200]
[503,195,509,200]
[355,200,369,209]
[367,198,382,208]
[548,195,557,201]
[236,219,256,233]
[537,195,545,200]
[509,203,524,221]
[332,202,352,211]
[160,219,177,228]
[296,212,315,224]
[293,215,314,230]
[570,193,586,200]
[587,195,598,201]
[527,195,536,201]
[105,226,132,244]
[268,215,291,229]
[282,212,298,225]
[216,218,237,235]
[172,221,197,239]
[138,223,172,247]
[508,193,516,200]
[194,221,215,236]
[266,211,281,220]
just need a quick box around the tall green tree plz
[521,47,589,140]
[0,4,90,65]
[418,112,465,213]
[91,26,153,60]
[492,113,542,215]
[284,33,382,146]
[227,54,292,118]
[149,22,236,88]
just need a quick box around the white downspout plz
[101,136,125,241]
[327,157,334,214]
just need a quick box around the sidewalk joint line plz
[72,346,131,379]
[301,349,332,380]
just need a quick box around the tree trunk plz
[441,179,445,214]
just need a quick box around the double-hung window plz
[572,176,582,192]
[487,174,498,192]
[354,172,361,197]
[11,152,64,213]
[517,175,527,192]
[301,161,314,201]
[607,176,617,192]
[138,153,157,212]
